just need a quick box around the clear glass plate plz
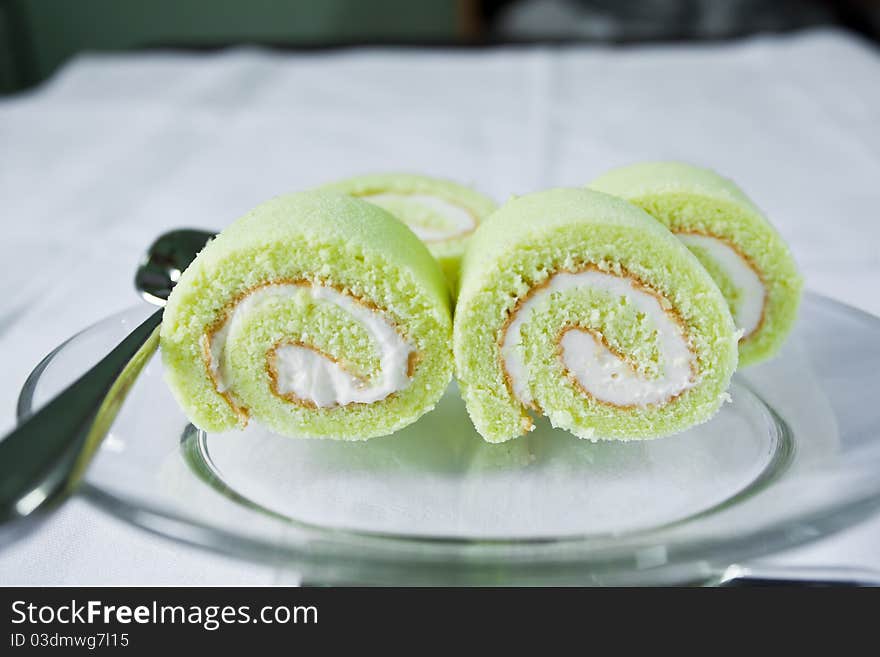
[16,293,880,585]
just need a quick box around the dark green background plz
[0,0,459,94]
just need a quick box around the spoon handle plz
[715,564,880,587]
[0,309,163,542]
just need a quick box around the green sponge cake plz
[160,191,453,440]
[320,173,497,290]
[454,188,738,443]
[589,162,802,366]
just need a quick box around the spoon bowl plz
[135,229,215,305]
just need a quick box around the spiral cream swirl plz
[501,269,698,409]
[205,282,415,409]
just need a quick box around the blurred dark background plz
[2,0,879,94]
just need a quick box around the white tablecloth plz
[1,28,879,584]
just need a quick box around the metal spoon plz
[0,229,213,544]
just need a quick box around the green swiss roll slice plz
[320,173,497,291]
[160,191,453,440]
[454,188,738,444]
[589,162,803,366]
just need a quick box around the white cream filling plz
[677,233,765,337]
[362,193,476,241]
[501,270,697,408]
[208,284,414,408]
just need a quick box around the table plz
[1,28,878,584]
